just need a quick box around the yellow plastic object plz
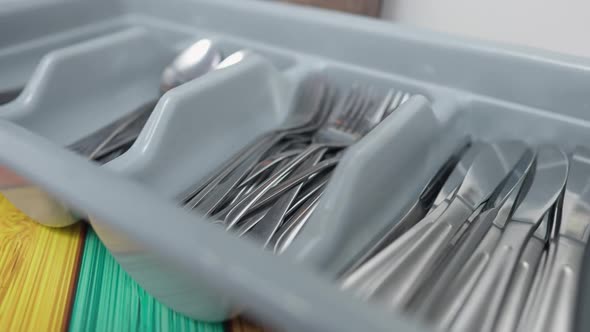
[0,193,84,331]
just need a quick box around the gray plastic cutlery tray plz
[1,1,590,331]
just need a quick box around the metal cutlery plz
[410,147,537,327]
[244,148,327,248]
[211,85,410,234]
[173,74,413,253]
[221,87,386,229]
[351,141,528,310]
[179,73,333,206]
[340,142,486,293]
[67,38,224,163]
[449,145,568,332]
[339,138,474,278]
[337,143,590,332]
[516,146,590,332]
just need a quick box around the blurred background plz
[286,0,590,58]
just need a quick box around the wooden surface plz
[227,318,266,332]
[0,194,85,331]
[286,0,381,17]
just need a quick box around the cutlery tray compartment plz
[105,52,297,198]
[295,66,590,276]
[0,27,177,144]
[2,1,590,332]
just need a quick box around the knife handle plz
[340,211,433,294]
[524,237,584,332]
[430,226,503,330]
[367,198,473,309]
[494,236,545,332]
[451,221,532,332]
[340,197,450,279]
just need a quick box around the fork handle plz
[184,133,279,206]
[272,188,323,253]
[192,139,277,215]
[223,143,328,228]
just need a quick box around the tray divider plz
[0,27,177,145]
[286,95,467,275]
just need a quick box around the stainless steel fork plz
[182,75,334,211]
[222,86,404,230]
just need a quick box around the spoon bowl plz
[160,39,223,92]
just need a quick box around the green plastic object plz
[69,229,223,332]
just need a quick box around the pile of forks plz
[179,75,411,252]
[340,140,590,332]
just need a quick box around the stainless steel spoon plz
[68,38,223,162]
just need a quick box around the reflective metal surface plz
[519,147,590,332]
[346,141,528,310]
[450,145,568,332]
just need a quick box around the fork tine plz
[385,90,411,117]
[400,92,411,105]
[386,90,404,116]
[359,89,395,136]
[343,86,369,131]
[349,87,377,133]
[345,87,367,131]
[336,87,361,129]
[357,89,395,134]
[374,89,395,122]
[319,85,340,126]
[389,92,411,115]
[329,86,356,128]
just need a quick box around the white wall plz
[381,0,590,58]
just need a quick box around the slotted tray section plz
[1,1,590,331]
